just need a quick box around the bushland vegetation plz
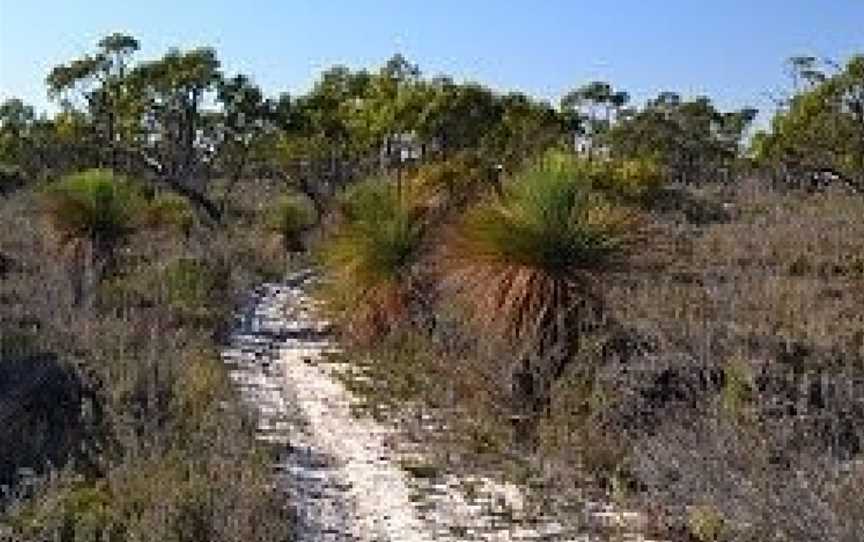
[2,33,863,541]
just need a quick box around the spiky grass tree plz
[319,177,425,342]
[441,165,639,446]
[43,168,143,306]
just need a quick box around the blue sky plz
[1,0,862,126]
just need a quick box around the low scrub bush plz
[264,192,316,252]
[412,151,492,209]
[543,149,665,203]
[160,257,230,325]
[141,192,195,236]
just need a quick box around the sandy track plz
[221,271,657,541]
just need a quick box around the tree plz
[755,54,864,189]
[122,47,224,220]
[484,92,563,171]
[47,33,140,168]
[607,92,756,184]
[213,74,274,211]
[417,78,499,157]
[0,99,36,170]
[561,81,629,157]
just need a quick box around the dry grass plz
[327,176,864,540]
[1,178,294,541]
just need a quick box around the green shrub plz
[43,169,144,254]
[719,356,755,422]
[171,352,230,427]
[412,152,490,208]
[687,504,727,542]
[542,149,665,203]
[0,329,38,361]
[161,257,230,324]
[0,164,25,195]
[142,192,195,236]
[442,163,636,346]
[265,193,316,252]
[318,177,424,341]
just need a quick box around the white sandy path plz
[223,271,661,542]
[279,339,438,541]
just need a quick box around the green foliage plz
[0,329,39,361]
[606,93,756,184]
[142,192,195,235]
[319,178,424,340]
[171,352,231,434]
[265,193,316,251]
[43,168,144,254]
[543,149,665,202]
[463,166,630,271]
[443,163,636,346]
[755,55,864,184]
[0,164,25,195]
[412,151,490,207]
[161,257,230,323]
[719,356,756,423]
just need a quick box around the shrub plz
[442,165,636,348]
[0,164,25,196]
[542,149,665,203]
[439,163,643,439]
[264,192,316,252]
[160,257,230,324]
[412,151,491,209]
[318,177,424,341]
[43,169,144,257]
[171,352,230,428]
[687,504,727,542]
[142,192,195,236]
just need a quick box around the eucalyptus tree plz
[279,64,374,204]
[484,92,563,171]
[0,99,36,170]
[755,54,864,189]
[120,47,224,220]
[46,33,140,167]
[213,74,275,209]
[607,92,756,184]
[128,47,222,178]
[561,81,629,157]
[417,77,500,157]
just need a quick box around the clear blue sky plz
[1,0,862,126]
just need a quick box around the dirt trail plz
[221,270,658,541]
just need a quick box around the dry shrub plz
[411,151,492,209]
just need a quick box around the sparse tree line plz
[3,35,863,210]
[0,33,785,215]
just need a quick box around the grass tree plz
[440,165,639,446]
[319,177,425,342]
[43,168,144,305]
